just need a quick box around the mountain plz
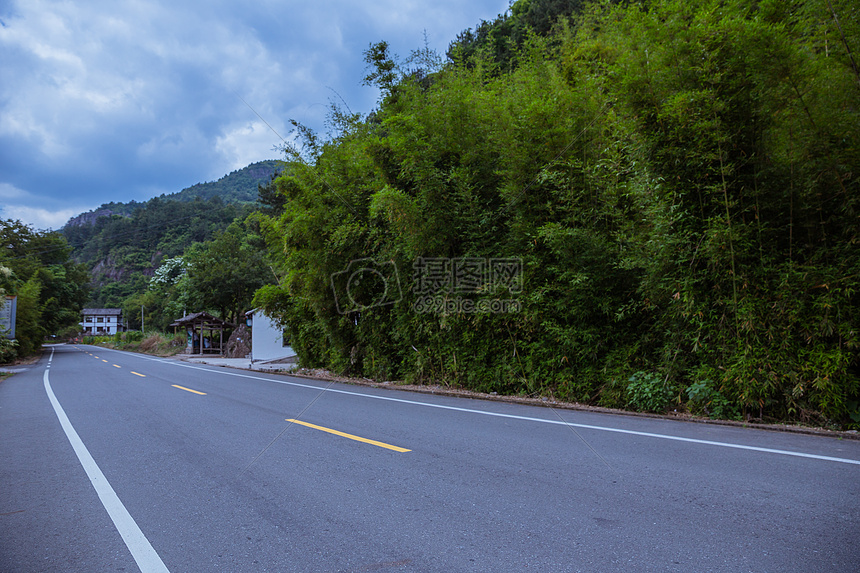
[64,159,282,228]
[62,159,282,308]
[160,159,282,204]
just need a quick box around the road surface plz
[1,344,858,572]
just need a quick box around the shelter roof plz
[169,312,234,328]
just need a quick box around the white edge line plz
[44,348,170,573]
[98,347,860,467]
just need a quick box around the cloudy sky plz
[0,0,510,230]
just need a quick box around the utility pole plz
[141,305,144,333]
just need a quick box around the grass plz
[81,331,187,356]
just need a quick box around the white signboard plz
[1,296,16,339]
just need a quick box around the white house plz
[80,308,125,335]
[245,309,295,364]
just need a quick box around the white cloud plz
[214,121,284,174]
[0,181,92,230]
[0,182,27,200]
[0,203,93,231]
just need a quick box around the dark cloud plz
[0,0,510,229]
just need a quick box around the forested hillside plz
[61,160,282,325]
[64,198,256,309]
[253,0,860,428]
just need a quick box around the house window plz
[85,317,93,322]
[97,317,104,323]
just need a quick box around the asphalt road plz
[1,344,859,572]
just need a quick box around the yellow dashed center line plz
[172,385,206,395]
[285,419,411,452]
[113,364,121,368]
[131,372,146,377]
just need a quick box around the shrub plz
[626,371,674,413]
[686,379,741,420]
[0,337,18,364]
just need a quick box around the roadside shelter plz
[170,312,233,355]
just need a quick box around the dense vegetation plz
[1,220,90,360]
[28,0,857,429]
[126,215,273,330]
[62,161,282,327]
[64,197,255,308]
[251,0,860,428]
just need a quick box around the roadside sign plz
[1,296,16,339]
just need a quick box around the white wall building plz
[245,309,295,363]
[80,308,125,335]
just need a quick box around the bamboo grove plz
[252,0,859,427]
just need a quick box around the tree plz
[0,219,90,356]
[184,219,272,325]
[14,277,43,356]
